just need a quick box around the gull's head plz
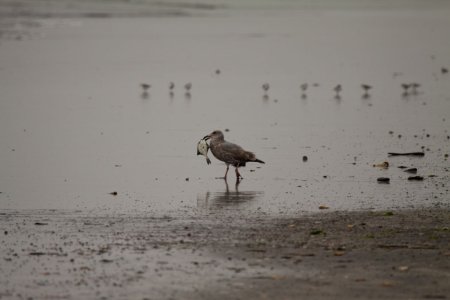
[204,130,224,141]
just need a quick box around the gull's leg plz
[235,166,243,180]
[215,164,229,180]
[224,164,229,179]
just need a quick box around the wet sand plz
[1,0,450,299]
[1,208,449,299]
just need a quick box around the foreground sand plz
[1,208,449,299]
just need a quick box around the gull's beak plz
[203,134,211,140]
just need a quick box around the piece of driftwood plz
[388,152,425,156]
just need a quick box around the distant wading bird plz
[140,83,151,99]
[401,83,410,96]
[300,83,308,99]
[141,83,151,91]
[411,83,420,95]
[262,83,270,94]
[334,84,342,98]
[203,130,265,182]
[361,84,372,98]
[300,83,308,93]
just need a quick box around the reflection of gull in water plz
[197,180,263,210]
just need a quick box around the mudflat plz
[1,208,449,299]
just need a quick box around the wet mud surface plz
[1,209,449,299]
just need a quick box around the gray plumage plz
[203,130,265,180]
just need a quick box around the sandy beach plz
[1,0,449,299]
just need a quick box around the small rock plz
[302,155,308,162]
[109,191,118,196]
[408,176,424,181]
[397,266,409,272]
[382,280,395,287]
[34,222,48,226]
[404,168,418,174]
[310,229,325,236]
[373,161,389,168]
[377,177,390,183]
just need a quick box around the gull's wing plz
[220,141,255,162]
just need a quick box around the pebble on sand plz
[377,177,390,183]
[407,176,424,181]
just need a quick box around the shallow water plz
[0,1,449,216]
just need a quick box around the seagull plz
[203,130,265,182]
[169,82,175,90]
[184,82,192,92]
[262,83,270,93]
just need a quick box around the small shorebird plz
[141,83,151,91]
[401,84,410,95]
[411,83,420,94]
[300,83,308,92]
[262,83,270,94]
[184,82,192,92]
[300,83,308,99]
[334,84,342,98]
[361,84,372,98]
[169,82,175,90]
[203,130,265,182]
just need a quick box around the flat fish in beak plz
[197,139,211,165]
